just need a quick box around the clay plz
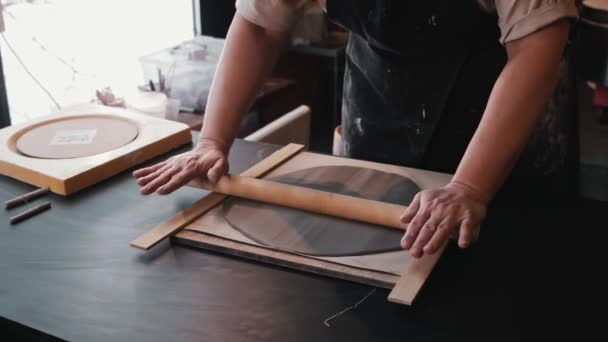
[223,165,420,256]
[16,115,138,159]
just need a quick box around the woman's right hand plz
[133,138,229,195]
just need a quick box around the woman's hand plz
[399,182,487,258]
[133,138,229,195]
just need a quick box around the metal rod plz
[4,188,49,209]
[9,202,51,225]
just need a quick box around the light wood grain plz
[245,105,311,147]
[130,143,305,250]
[202,175,408,231]
[185,208,410,275]
[0,105,191,195]
[180,149,453,305]
[332,125,343,156]
[584,0,608,10]
[387,242,447,305]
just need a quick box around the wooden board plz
[0,105,192,195]
[175,150,453,305]
[130,143,306,250]
[584,0,608,10]
[245,105,311,147]
[174,230,401,289]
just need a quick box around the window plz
[0,0,194,125]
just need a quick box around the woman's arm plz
[452,19,570,203]
[201,15,290,149]
[401,19,570,257]
[133,15,290,195]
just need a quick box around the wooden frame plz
[245,105,311,147]
[132,143,452,305]
[0,105,192,195]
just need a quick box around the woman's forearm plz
[200,15,290,150]
[452,20,570,201]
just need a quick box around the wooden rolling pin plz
[205,175,408,231]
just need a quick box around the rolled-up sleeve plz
[235,0,318,32]
[495,0,578,44]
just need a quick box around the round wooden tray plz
[13,115,139,159]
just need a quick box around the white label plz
[50,129,97,145]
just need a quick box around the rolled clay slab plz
[16,115,139,159]
[223,165,420,257]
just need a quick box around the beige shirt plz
[235,0,578,43]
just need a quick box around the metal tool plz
[4,187,49,209]
[9,202,51,225]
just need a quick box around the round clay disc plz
[223,165,421,257]
[16,115,139,159]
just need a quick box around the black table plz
[1,138,603,341]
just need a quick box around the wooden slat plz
[130,143,305,250]
[245,105,311,147]
[387,242,447,305]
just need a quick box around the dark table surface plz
[0,137,604,342]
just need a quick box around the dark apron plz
[326,0,577,198]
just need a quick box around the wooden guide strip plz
[130,143,305,250]
[387,242,447,305]
[200,175,408,231]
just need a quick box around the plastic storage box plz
[139,35,225,112]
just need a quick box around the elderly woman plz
[134,0,578,258]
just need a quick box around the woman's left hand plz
[399,182,488,258]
